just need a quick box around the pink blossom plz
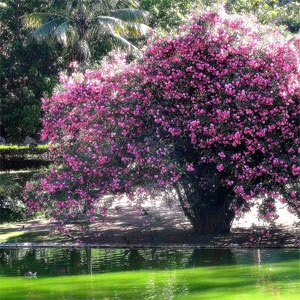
[218,152,226,159]
[217,164,224,172]
[186,163,194,172]
[69,61,78,70]
[291,191,297,198]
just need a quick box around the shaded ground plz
[1,197,299,248]
[83,201,300,248]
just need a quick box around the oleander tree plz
[25,8,300,234]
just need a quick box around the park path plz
[2,195,298,248]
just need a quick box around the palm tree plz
[22,0,150,65]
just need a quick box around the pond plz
[0,247,299,299]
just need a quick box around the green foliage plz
[0,172,36,223]
[139,0,215,31]
[226,0,300,33]
[140,0,300,33]
[0,1,63,143]
[23,0,151,65]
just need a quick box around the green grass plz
[0,229,26,242]
[0,230,57,243]
[0,144,50,156]
[0,221,72,243]
[0,144,49,150]
[0,260,299,299]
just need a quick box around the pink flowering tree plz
[25,9,300,234]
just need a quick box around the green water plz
[0,248,299,299]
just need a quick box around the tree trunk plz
[174,181,235,234]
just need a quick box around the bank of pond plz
[0,247,299,299]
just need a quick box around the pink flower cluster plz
[249,228,273,243]
[24,9,300,229]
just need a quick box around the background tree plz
[139,0,201,31]
[23,0,151,65]
[0,172,35,222]
[0,0,150,143]
[0,0,62,143]
[25,9,300,234]
[226,0,300,33]
[139,0,300,34]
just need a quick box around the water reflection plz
[0,248,299,300]
[0,248,299,277]
[188,249,237,267]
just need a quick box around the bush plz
[0,172,36,223]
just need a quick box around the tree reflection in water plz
[0,248,299,300]
[0,248,299,277]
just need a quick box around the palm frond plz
[52,21,73,46]
[110,32,138,51]
[96,15,151,37]
[110,9,149,23]
[125,23,152,37]
[22,11,68,28]
[96,16,137,51]
[96,16,127,35]
[33,18,63,41]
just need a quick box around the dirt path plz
[1,196,299,248]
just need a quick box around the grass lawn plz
[0,219,72,243]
